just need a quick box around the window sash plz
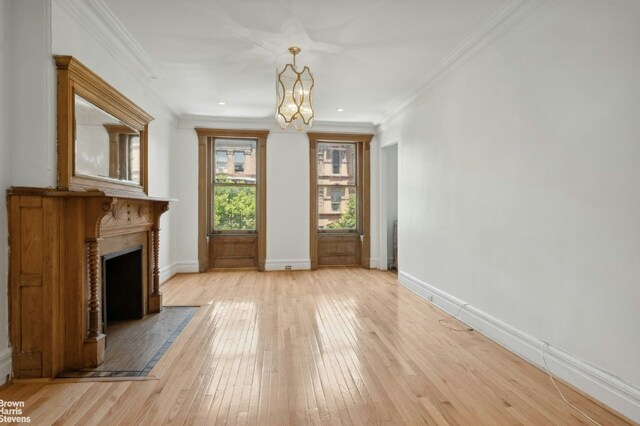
[211,184,257,232]
[317,142,357,184]
[212,138,258,233]
[233,151,245,172]
[317,141,359,232]
[318,184,358,232]
[214,182,256,187]
[331,150,341,174]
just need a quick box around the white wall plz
[173,117,376,271]
[378,0,640,419]
[148,109,177,276]
[265,132,310,270]
[52,1,147,114]
[10,0,55,187]
[378,142,398,270]
[381,144,398,269]
[51,0,177,275]
[0,0,13,382]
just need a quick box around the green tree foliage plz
[328,194,357,229]
[213,176,256,230]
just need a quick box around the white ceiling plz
[106,0,509,123]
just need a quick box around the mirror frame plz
[55,55,153,195]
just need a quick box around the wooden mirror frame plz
[55,55,153,195]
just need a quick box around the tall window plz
[331,188,342,212]
[212,139,257,231]
[318,142,357,230]
[233,151,245,172]
[215,150,227,173]
[331,150,341,174]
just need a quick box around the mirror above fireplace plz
[74,95,142,184]
[55,55,153,196]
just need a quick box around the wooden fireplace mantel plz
[7,187,170,378]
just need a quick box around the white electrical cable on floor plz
[438,303,473,332]
[540,342,602,426]
[437,302,602,424]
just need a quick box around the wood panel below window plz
[317,234,361,266]
[209,235,257,269]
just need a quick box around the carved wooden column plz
[82,198,112,367]
[87,238,101,339]
[149,201,169,313]
[148,227,162,313]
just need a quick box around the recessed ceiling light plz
[218,101,227,106]
[336,108,344,112]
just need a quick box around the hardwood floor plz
[0,269,631,425]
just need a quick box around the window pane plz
[317,142,356,186]
[215,150,227,174]
[233,151,245,172]
[331,150,340,174]
[330,187,342,212]
[213,185,256,231]
[215,139,256,184]
[318,186,357,230]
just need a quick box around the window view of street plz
[212,139,257,231]
[317,142,357,230]
[212,139,357,232]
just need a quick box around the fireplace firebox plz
[102,246,144,326]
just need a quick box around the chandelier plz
[276,47,315,130]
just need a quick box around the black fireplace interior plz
[102,246,143,326]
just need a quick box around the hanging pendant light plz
[276,47,315,130]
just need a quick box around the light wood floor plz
[0,269,631,425]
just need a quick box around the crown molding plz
[53,0,180,121]
[54,0,158,80]
[178,114,375,134]
[379,0,560,129]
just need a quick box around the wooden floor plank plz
[0,269,632,425]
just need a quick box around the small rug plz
[58,306,197,378]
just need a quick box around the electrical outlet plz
[285,265,292,270]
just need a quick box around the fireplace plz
[7,57,170,379]
[102,246,144,326]
[7,190,169,378]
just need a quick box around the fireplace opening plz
[102,246,144,328]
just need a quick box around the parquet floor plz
[0,269,631,425]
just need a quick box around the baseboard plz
[0,347,11,384]
[264,259,311,271]
[159,263,177,284]
[378,258,394,271]
[398,271,640,423]
[174,261,199,273]
[369,257,379,269]
[159,261,199,284]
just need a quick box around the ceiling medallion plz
[276,47,315,130]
